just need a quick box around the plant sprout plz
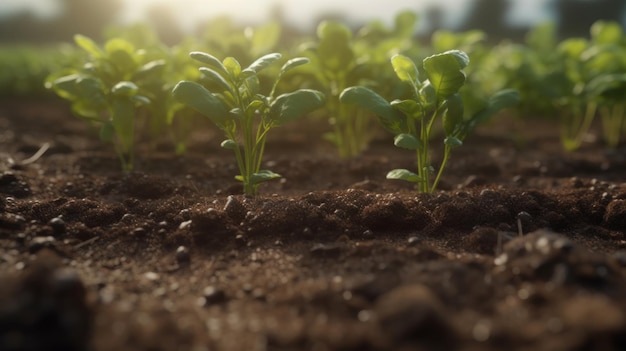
[341,50,518,193]
[172,52,325,196]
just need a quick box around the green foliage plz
[341,51,518,193]
[0,44,83,97]
[173,51,325,196]
[302,11,420,158]
[484,20,626,150]
[46,34,159,170]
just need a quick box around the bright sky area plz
[0,0,552,31]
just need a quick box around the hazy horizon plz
[0,0,553,33]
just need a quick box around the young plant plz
[340,51,518,193]
[300,14,418,158]
[583,21,626,149]
[172,52,325,196]
[46,34,158,171]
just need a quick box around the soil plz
[1,97,626,351]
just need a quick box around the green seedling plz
[300,15,418,158]
[584,21,626,148]
[172,52,325,196]
[341,50,518,193]
[45,34,167,171]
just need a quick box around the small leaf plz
[172,81,230,125]
[239,69,256,80]
[131,95,151,105]
[393,133,420,150]
[423,50,469,99]
[249,170,282,185]
[246,53,282,73]
[317,21,354,71]
[190,51,227,73]
[280,57,310,75]
[199,67,233,94]
[444,137,463,148]
[111,81,139,96]
[269,89,325,126]
[591,21,623,45]
[220,139,237,150]
[391,99,422,118]
[391,54,419,86]
[74,34,103,57]
[105,39,136,73]
[339,86,406,134]
[386,169,422,183]
[236,170,281,185]
[246,100,265,115]
[223,57,242,79]
[134,60,167,79]
[104,38,135,56]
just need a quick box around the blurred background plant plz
[1,0,625,154]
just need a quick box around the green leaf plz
[390,99,422,118]
[423,50,469,99]
[246,53,282,73]
[391,54,420,86]
[111,81,139,96]
[172,81,230,125]
[442,93,464,135]
[190,51,227,73]
[131,95,151,105]
[386,169,422,183]
[105,39,136,73]
[280,57,310,75]
[444,137,463,148]
[393,133,420,150]
[74,34,103,57]
[223,57,242,79]
[220,139,237,150]
[134,60,167,80]
[199,67,233,94]
[105,38,135,55]
[591,21,623,45]
[239,69,256,80]
[587,73,626,100]
[236,170,282,185]
[51,74,103,101]
[269,89,325,126]
[339,86,406,134]
[317,21,354,71]
[250,170,282,185]
[246,100,265,115]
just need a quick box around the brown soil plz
[1,98,626,351]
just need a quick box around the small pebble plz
[175,246,190,264]
[407,236,420,246]
[48,217,66,235]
